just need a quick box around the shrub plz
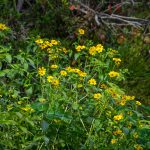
[0,24,149,149]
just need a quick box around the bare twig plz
[71,0,150,28]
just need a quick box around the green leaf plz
[19,126,28,133]
[24,62,29,71]
[0,120,17,125]
[72,102,79,110]
[27,58,35,68]
[16,112,23,119]
[46,111,72,123]
[26,87,33,96]
[74,53,81,60]
[31,102,48,112]
[5,54,12,63]
[0,69,9,77]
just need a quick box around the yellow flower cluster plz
[136,101,141,106]
[76,45,86,52]
[119,95,135,106]
[88,78,97,85]
[0,23,9,31]
[47,75,60,86]
[113,130,122,135]
[35,39,59,50]
[93,93,102,99]
[21,105,34,112]
[113,58,121,65]
[50,64,58,69]
[89,44,104,55]
[65,67,87,77]
[113,114,123,121]
[60,70,67,76]
[35,38,68,60]
[108,71,120,78]
[78,28,85,35]
[122,95,135,101]
[38,67,46,76]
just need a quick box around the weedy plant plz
[0,24,149,150]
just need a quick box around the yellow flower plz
[78,28,85,35]
[60,70,67,76]
[50,39,58,45]
[38,67,46,76]
[47,76,54,82]
[51,79,60,86]
[39,44,47,49]
[21,105,34,112]
[100,83,107,89]
[88,78,97,85]
[93,93,102,99]
[0,23,9,30]
[113,114,123,121]
[50,64,58,69]
[108,71,120,78]
[134,144,143,150]
[73,68,80,73]
[76,45,85,52]
[35,39,44,44]
[120,100,126,106]
[113,130,122,135]
[96,44,103,53]
[44,40,51,47]
[89,46,97,55]
[113,58,121,65]
[66,66,72,72]
[62,48,68,53]
[136,101,141,106]
[78,71,87,77]
[111,139,117,144]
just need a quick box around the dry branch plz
[71,0,150,28]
